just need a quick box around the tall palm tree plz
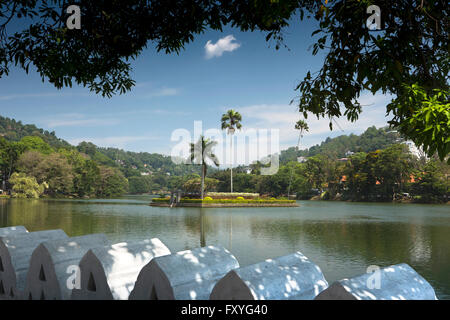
[287,119,309,197]
[294,120,309,149]
[221,109,242,193]
[190,136,219,199]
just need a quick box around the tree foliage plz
[221,109,243,131]
[96,166,129,198]
[9,172,46,198]
[280,126,402,164]
[0,0,298,96]
[190,136,220,199]
[183,177,219,194]
[410,159,449,203]
[128,176,151,194]
[1,1,447,158]
[293,1,448,160]
[1,132,129,198]
[19,136,54,155]
[1,1,448,159]
[387,85,449,163]
[0,115,71,149]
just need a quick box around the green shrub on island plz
[206,192,259,199]
[152,197,170,203]
[151,197,295,204]
[188,199,295,204]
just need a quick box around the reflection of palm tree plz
[229,213,233,250]
[288,120,309,197]
[221,110,242,193]
[190,136,219,199]
[200,209,206,247]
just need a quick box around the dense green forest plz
[0,115,448,203]
[279,126,403,164]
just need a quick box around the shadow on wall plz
[129,246,239,300]
[0,225,440,300]
[72,238,171,300]
[211,251,329,300]
[315,263,437,300]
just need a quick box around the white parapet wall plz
[71,238,171,300]
[210,251,328,300]
[23,234,109,300]
[0,226,28,237]
[315,263,438,300]
[0,229,68,300]
[129,246,239,300]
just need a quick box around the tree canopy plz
[0,1,448,160]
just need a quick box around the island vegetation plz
[151,196,297,207]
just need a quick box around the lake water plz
[0,195,449,299]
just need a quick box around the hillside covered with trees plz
[279,126,403,164]
[0,115,199,197]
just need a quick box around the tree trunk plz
[200,209,206,247]
[288,133,302,198]
[201,163,205,199]
[230,133,233,193]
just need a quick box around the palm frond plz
[221,109,243,132]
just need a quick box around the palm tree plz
[294,120,309,149]
[287,119,309,197]
[221,109,242,193]
[190,136,219,199]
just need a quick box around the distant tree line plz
[209,144,448,203]
[279,126,403,164]
[130,144,448,204]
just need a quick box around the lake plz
[0,195,449,299]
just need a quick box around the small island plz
[150,192,299,208]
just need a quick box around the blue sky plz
[0,16,392,165]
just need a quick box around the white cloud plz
[205,35,241,59]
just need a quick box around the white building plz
[404,141,423,158]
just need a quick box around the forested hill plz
[0,115,72,149]
[279,126,402,165]
[0,115,197,177]
[75,141,198,177]
[1,115,403,175]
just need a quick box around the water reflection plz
[0,197,449,299]
[200,209,205,248]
